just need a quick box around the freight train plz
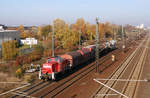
[39,40,117,80]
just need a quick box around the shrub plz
[22,64,30,71]
[16,50,42,66]
[15,68,24,78]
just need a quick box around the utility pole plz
[114,27,118,40]
[124,28,126,46]
[113,27,114,40]
[95,17,100,73]
[122,25,125,51]
[138,29,140,39]
[113,27,116,40]
[79,30,82,49]
[52,24,55,57]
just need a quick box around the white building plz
[0,26,3,31]
[136,24,144,29]
[20,38,38,45]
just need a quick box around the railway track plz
[118,37,149,98]
[30,48,123,98]
[11,81,53,98]
[92,36,149,98]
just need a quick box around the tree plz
[71,18,85,32]
[84,22,95,40]
[61,30,79,50]
[18,25,27,39]
[104,22,113,39]
[75,18,85,31]
[2,40,18,60]
[18,25,24,33]
[53,18,66,33]
[99,23,105,40]
[38,25,52,40]
[53,19,73,49]
[37,26,42,36]
[20,31,28,39]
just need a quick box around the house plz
[20,38,38,45]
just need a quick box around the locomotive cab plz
[40,61,58,80]
[40,56,68,80]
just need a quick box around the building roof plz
[0,30,19,33]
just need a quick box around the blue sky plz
[0,0,150,26]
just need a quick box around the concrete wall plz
[0,30,20,45]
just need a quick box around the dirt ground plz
[0,72,23,97]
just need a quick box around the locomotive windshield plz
[47,59,52,62]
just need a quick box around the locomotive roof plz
[67,51,82,56]
[48,56,64,63]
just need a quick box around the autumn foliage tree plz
[41,25,52,38]
[99,23,105,40]
[53,18,66,33]
[85,23,96,40]
[18,25,24,33]
[17,25,28,39]
[104,22,113,39]
[2,40,18,60]
[37,26,42,37]
[52,18,80,51]
[37,25,52,40]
